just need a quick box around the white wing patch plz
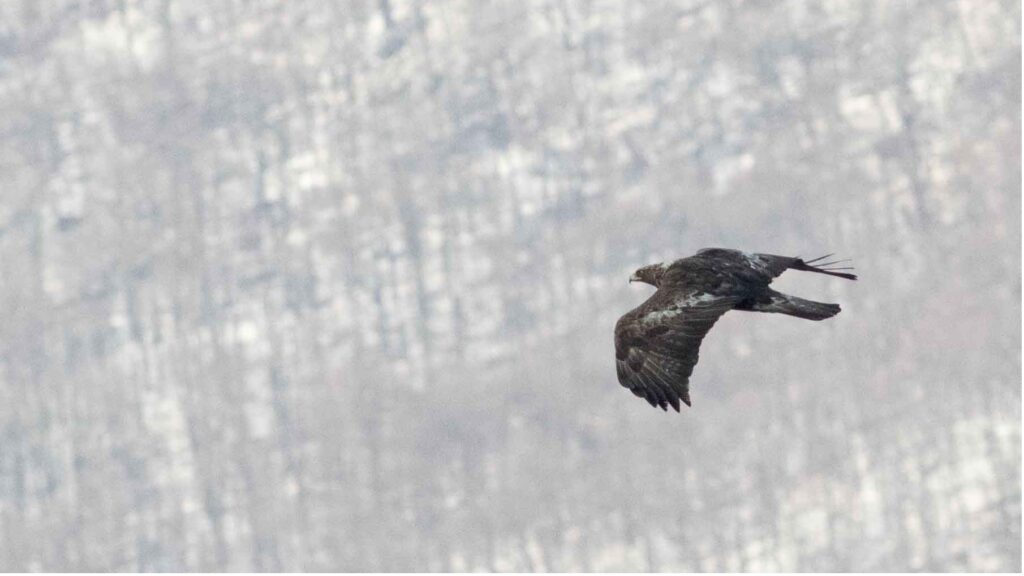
[642,308,683,323]
[680,292,721,306]
[743,252,770,273]
[641,292,722,324]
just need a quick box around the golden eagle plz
[614,248,856,411]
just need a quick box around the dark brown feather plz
[614,286,743,412]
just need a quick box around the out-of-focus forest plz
[0,0,1020,571]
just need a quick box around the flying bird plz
[614,248,856,412]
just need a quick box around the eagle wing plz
[695,247,792,279]
[614,289,742,411]
[695,247,856,281]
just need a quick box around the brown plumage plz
[614,248,857,412]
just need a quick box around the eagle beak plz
[628,274,639,284]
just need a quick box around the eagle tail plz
[791,254,858,280]
[755,291,841,321]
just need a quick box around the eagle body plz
[614,248,856,412]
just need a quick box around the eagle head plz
[629,263,667,287]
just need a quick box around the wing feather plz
[614,289,741,411]
[695,247,795,279]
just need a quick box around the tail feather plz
[755,291,841,321]
[792,255,858,281]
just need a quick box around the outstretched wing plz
[696,247,856,281]
[695,247,792,279]
[614,289,741,411]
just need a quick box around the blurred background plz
[0,0,1020,571]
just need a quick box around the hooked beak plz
[629,273,640,284]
